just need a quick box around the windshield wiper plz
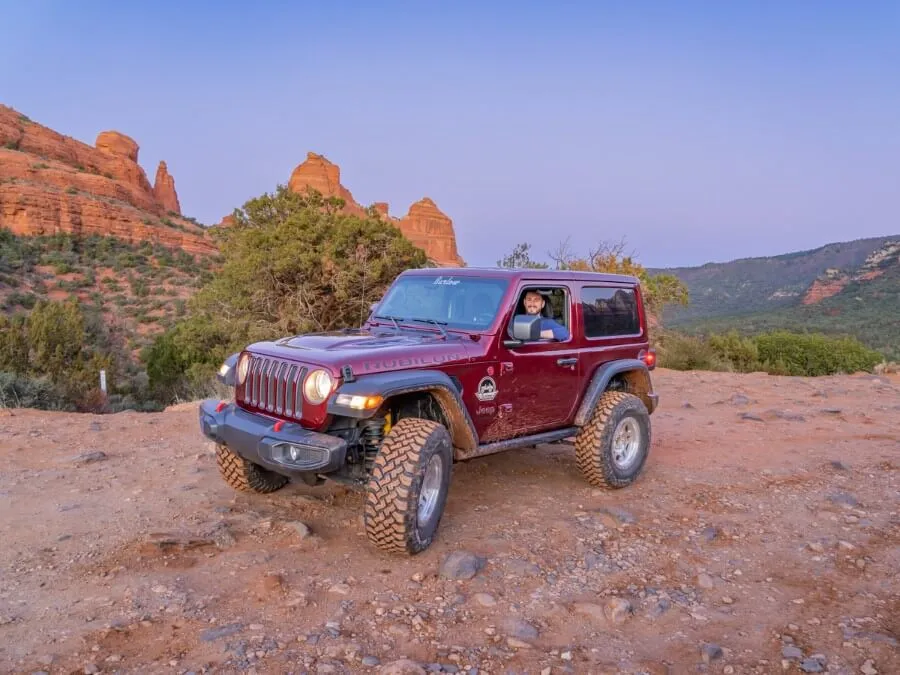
[373,314,403,331]
[409,318,448,338]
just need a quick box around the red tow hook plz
[215,400,228,413]
[273,420,285,432]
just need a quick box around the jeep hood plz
[245,327,474,376]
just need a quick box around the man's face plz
[523,292,544,315]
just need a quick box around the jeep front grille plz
[239,355,308,419]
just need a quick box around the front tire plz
[215,444,289,493]
[575,391,651,488]
[364,417,453,555]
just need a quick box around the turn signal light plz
[335,393,384,410]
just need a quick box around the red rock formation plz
[287,152,464,266]
[802,276,849,305]
[397,198,464,267]
[153,161,181,215]
[0,104,214,255]
[288,152,364,216]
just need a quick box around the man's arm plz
[540,318,570,340]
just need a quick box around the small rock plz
[73,451,108,465]
[701,643,723,663]
[287,521,311,539]
[503,617,538,640]
[782,646,803,660]
[724,667,734,675]
[827,492,859,508]
[701,526,720,542]
[83,665,100,675]
[362,656,381,667]
[439,551,485,580]
[860,659,878,675]
[604,597,633,624]
[808,542,825,553]
[830,459,848,470]
[200,623,243,642]
[740,412,764,422]
[329,583,351,595]
[379,660,428,675]
[838,541,856,551]
[697,573,715,589]
[800,658,824,672]
[506,637,533,649]
[472,593,496,607]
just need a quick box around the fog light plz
[335,393,383,410]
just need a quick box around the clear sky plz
[2,1,898,268]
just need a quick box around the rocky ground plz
[1,368,898,675]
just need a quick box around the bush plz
[658,328,884,376]
[753,331,883,376]
[656,331,733,372]
[0,372,71,411]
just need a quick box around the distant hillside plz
[0,229,218,358]
[650,235,898,322]
[652,236,900,360]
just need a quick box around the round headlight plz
[303,369,334,404]
[236,353,251,385]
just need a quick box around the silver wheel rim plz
[418,454,443,525]
[612,417,642,470]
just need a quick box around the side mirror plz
[504,314,542,347]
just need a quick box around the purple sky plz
[2,1,898,268]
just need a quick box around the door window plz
[506,285,572,342]
[581,286,641,337]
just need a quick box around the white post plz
[100,370,107,394]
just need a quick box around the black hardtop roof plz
[400,266,642,285]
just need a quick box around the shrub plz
[0,372,71,411]
[656,331,733,372]
[753,331,883,376]
[659,329,884,376]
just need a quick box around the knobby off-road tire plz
[364,417,453,555]
[575,390,651,489]
[215,443,289,493]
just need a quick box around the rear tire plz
[575,391,650,488]
[364,417,453,555]
[215,443,289,493]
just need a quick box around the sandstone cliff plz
[0,104,214,255]
[801,240,900,305]
[287,151,464,266]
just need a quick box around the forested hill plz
[650,235,898,322]
[650,235,900,360]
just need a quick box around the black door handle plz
[557,358,577,367]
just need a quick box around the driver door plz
[493,283,583,436]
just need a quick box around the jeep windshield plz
[373,274,509,331]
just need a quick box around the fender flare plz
[327,369,478,452]
[574,359,657,426]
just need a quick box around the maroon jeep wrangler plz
[199,267,659,555]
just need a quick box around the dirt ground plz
[1,368,898,675]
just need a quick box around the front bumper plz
[198,399,347,477]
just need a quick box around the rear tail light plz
[639,349,657,370]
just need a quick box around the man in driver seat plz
[522,290,570,340]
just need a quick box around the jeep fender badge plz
[475,376,498,402]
